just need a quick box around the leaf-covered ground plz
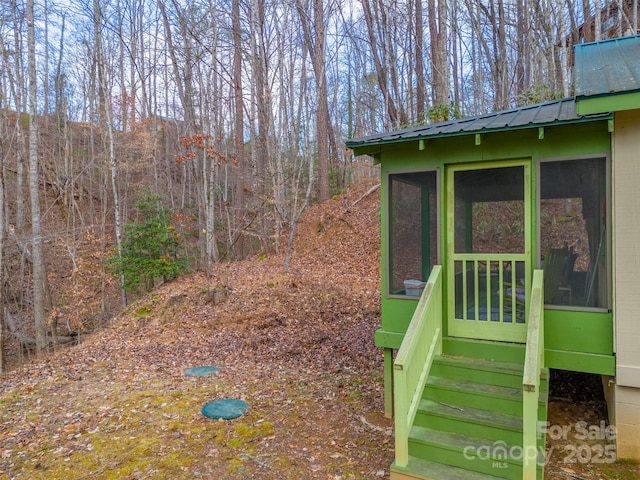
[0,181,393,480]
[1,180,638,479]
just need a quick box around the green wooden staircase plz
[391,353,549,480]
[390,267,548,480]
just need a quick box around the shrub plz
[110,195,188,293]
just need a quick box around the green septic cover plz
[201,399,248,419]
[184,366,220,377]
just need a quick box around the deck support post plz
[384,348,394,418]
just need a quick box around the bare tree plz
[158,0,197,133]
[558,0,570,96]
[515,0,532,97]
[360,0,408,128]
[250,0,269,200]
[94,0,127,307]
[10,0,26,235]
[232,0,247,258]
[415,0,426,121]
[0,111,5,372]
[27,0,47,352]
[428,0,449,108]
[295,0,331,201]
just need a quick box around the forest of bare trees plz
[0,0,637,369]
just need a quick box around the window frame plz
[536,154,611,312]
[386,168,441,299]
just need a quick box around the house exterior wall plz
[613,109,640,388]
[612,109,640,461]
[613,386,640,459]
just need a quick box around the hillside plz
[0,180,393,479]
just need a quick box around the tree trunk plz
[313,0,330,201]
[10,0,26,234]
[428,0,449,108]
[232,0,246,258]
[595,0,602,41]
[95,0,127,307]
[558,0,569,97]
[495,0,508,110]
[0,112,5,373]
[295,0,333,201]
[27,0,48,352]
[43,0,50,117]
[415,0,426,121]
[284,146,314,273]
[360,0,404,127]
[251,0,268,199]
[516,0,531,97]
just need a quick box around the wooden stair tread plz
[392,455,505,480]
[418,399,522,432]
[436,355,550,379]
[427,376,549,407]
[432,355,549,393]
[427,376,521,398]
[409,426,536,462]
[411,425,495,449]
[433,354,549,380]
[410,426,527,463]
[436,355,522,374]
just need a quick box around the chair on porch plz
[495,262,525,323]
[500,245,578,318]
[543,246,577,304]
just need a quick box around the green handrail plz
[393,265,443,468]
[522,269,544,480]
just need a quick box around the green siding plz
[377,122,610,172]
[380,298,421,333]
[381,326,615,376]
[576,91,640,115]
[544,309,613,355]
[545,350,615,375]
[375,328,405,349]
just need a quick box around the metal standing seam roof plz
[574,34,640,99]
[345,97,610,150]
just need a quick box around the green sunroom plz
[346,34,640,480]
[380,128,612,365]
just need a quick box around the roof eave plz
[576,90,640,115]
[347,113,611,155]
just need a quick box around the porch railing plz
[522,269,545,480]
[454,254,526,324]
[393,265,443,468]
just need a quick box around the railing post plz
[394,363,409,467]
[522,386,538,479]
[523,270,544,480]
